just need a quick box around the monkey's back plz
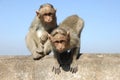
[59,15,84,37]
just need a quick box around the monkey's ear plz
[67,31,70,37]
[55,9,57,13]
[55,30,59,34]
[36,10,40,16]
[67,31,70,40]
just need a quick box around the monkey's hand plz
[39,31,48,44]
[70,63,78,73]
[52,64,61,74]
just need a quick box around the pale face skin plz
[49,33,69,53]
[36,6,56,23]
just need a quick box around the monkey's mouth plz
[45,19,52,23]
[57,49,65,53]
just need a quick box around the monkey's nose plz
[58,48,64,53]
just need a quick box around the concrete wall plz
[0,54,120,80]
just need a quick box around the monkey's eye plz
[54,40,65,44]
[44,13,53,16]
[54,41,59,43]
[60,40,65,43]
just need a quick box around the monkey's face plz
[36,6,56,23]
[49,34,69,53]
[43,13,54,23]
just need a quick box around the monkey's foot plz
[52,66,61,74]
[33,53,41,60]
[36,48,44,54]
[70,63,78,73]
[32,51,44,60]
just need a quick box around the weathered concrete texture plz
[0,54,120,80]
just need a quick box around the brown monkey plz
[47,15,84,74]
[25,3,57,60]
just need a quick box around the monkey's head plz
[36,3,56,23]
[48,28,70,53]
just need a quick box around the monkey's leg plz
[44,40,52,55]
[70,47,79,73]
[26,32,44,60]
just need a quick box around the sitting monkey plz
[25,3,57,60]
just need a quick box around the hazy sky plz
[0,0,120,55]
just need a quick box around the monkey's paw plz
[36,48,44,54]
[52,66,61,74]
[32,52,41,60]
[70,64,78,73]
[32,50,45,60]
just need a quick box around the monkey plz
[47,15,84,74]
[25,3,57,60]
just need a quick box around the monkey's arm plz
[69,47,79,73]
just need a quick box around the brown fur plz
[47,15,84,74]
[25,3,57,60]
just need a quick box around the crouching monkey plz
[47,15,84,74]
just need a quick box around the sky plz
[0,0,120,55]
